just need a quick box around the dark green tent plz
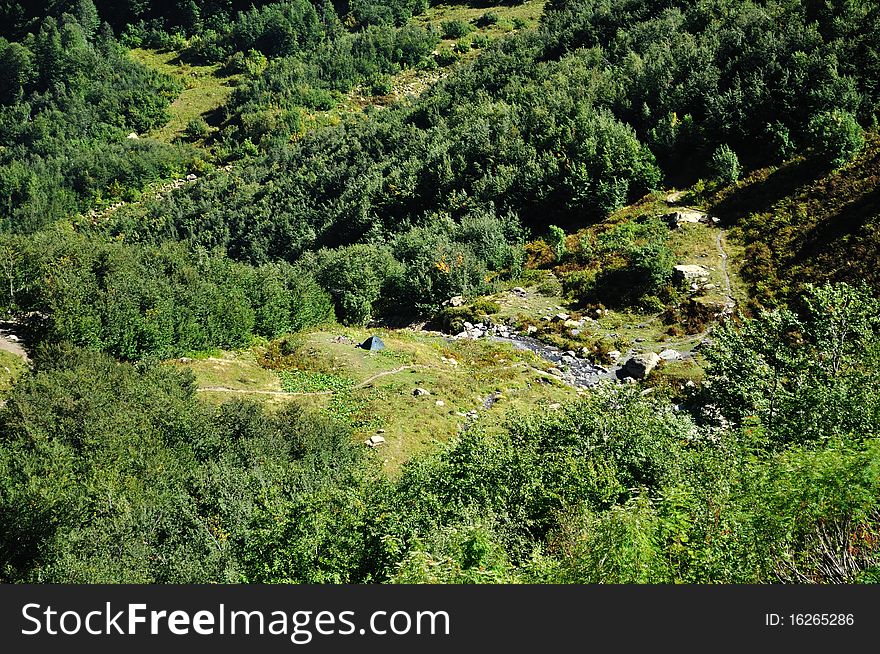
[359,335,385,351]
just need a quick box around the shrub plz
[184,117,210,141]
[808,110,865,169]
[441,19,473,39]
[709,144,741,184]
[435,48,458,66]
[765,122,795,162]
[476,12,501,28]
[537,274,563,297]
[313,245,402,325]
[548,225,566,262]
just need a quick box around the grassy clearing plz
[168,351,283,391]
[416,0,546,38]
[172,326,572,472]
[0,350,27,395]
[129,48,238,144]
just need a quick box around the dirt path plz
[716,230,735,305]
[0,323,30,363]
[196,365,421,397]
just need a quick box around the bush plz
[808,110,865,169]
[313,245,402,326]
[476,12,501,28]
[454,39,471,55]
[440,19,472,40]
[435,48,458,66]
[184,117,210,141]
[470,33,490,49]
[709,144,741,184]
[548,225,566,262]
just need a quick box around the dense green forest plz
[1,0,879,583]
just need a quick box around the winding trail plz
[196,365,420,397]
[716,230,736,306]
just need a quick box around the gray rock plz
[659,349,680,361]
[673,264,711,284]
[665,209,706,227]
[449,295,465,307]
[413,388,431,397]
[623,352,661,379]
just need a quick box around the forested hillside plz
[1,0,879,584]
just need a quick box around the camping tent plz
[359,335,385,351]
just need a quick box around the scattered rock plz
[435,400,445,407]
[623,352,661,379]
[554,313,570,322]
[607,350,621,361]
[365,435,386,447]
[413,388,431,397]
[659,349,680,361]
[526,325,538,335]
[186,173,198,182]
[547,367,564,377]
[511,287,527,297]
[548,403,562,410]
[563,319,580,329]
[448,295,465,307]
[179,357,192,363]
[673,264,711,284]
[665,209,706,227]
[126,132,139,139]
